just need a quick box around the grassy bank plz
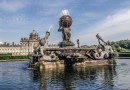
[0,54,29,61]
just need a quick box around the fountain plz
[58,10,74,48]
[29,10,117,69]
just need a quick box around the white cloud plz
[78,9,130,45]
[1,0,130,46]
[0,41,3,44]
[0,0,28,12]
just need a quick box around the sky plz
[0,0,130,46]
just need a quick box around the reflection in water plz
[2,60,130,90]
[31,65,116,90]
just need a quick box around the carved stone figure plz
[86,33,114,60]
[34,31,50,55]
[99,40,113,53]
[58,14,72,42]
[77,39,80,48]
[58,10,75,47]
[58,27,71,42]
[86,50,107,60]
[96,33,106,43]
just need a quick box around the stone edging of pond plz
[0,59,29,62]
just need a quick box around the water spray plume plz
[48,25,53,32]
[61,10,69,16]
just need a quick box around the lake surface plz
[0,59,130,90]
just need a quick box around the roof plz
[30,30,38,35]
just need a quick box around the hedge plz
[0,53,12,56]
[0,55,29,60]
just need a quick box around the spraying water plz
[48,25,53,32]
[60,10,69,16]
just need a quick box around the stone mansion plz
[0,29,40,55]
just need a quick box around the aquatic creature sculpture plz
[86,33,115,60]
[86,50,109,60]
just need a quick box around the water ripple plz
[0,59,130,90]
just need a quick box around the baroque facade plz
[0,29,39,55]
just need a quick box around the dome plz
[30,29,38,36]
[29,29,39,40]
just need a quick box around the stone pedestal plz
[58,41,75,48]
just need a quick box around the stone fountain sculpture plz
[86,33,115,60]
[29,10,117,69]
[58,10,75,48]
[34,31,50,55]
[33,30,59,62]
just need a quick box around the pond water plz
[0,59,130,90]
